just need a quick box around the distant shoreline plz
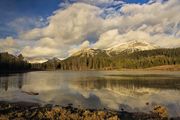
[0,65,179,75]
[118,65,180,71]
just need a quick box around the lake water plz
[0,70,180,117]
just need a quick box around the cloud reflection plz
[0,71,180,117]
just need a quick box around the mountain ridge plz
[106,41,159,55]
[39,47,180,70]
[1,46,180,71]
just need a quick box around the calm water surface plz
[0,71,180,117]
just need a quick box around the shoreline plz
[0,101,179,120]
[0,65,179,75]
[119,65,180,71]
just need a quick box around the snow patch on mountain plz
[71,41,160,57]
[106,41,159,54]
[71,48,104,57]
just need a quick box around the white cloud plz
[21,46,60,58]
[94,0,180,49]
[151,34,180,48]
[93,30,180,49]
[93,29,120,49]
[0,37,16,47]
[37,37,57,48]
[68,40,90,55]
[21,3,102,43]
[72,0,124,6]
[0,37,19,54]
[27,57,48,64]
[1,0,179,61]
[93,30,152,49]
[20,3,104,59]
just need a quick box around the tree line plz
[0,52,31,73]
[0,48,180,72]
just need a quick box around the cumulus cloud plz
[0,37,19,54]
[94,30,180,49]
[94,29,121,49]
[93,30,152,49]
[21,46,60,58]
[94,0,180,49]
[1,0,179,61]
[19,3,104,59]
[68,40,90,55]
[20,3,102,42]
[23,0,180,58]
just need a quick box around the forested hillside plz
[0,48,180,72]
[59,48,180,70]
[60,50,113,70]
[112,48,180,69]
[0,52,31,73]
[31,58,61,70]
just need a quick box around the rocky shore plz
[0,101,179,120]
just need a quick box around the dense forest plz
[31,57,61,70]
[36,47,180,70]
[59,50,113,70]
[112,48,180,69]
[0,48,180,72]
[0,52,31,73]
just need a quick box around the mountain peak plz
[45,57,61,63]
[71,48,102,57]
[70,41,160,58]
[107,41,159,54]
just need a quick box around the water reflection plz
[75,76,180,90]
[0,71,180,117]
[0,74,24,91]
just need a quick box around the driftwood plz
[21,91,39,95]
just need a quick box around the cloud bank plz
[0,0,179,61]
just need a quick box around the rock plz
[0,115,8,120]
[146,102,149,106]
[108,115,119,120]
[21,91,39,95]
[37,112,43,119]
[97,111,106,119]
[153,105,168,119]
[1,102,178,120]
[83,110,91,116]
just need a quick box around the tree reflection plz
[75,76,180,91]
[0,74,24,91]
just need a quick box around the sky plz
[0,0,179,62]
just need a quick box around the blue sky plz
[0,0,179,62]
[0,0,151,38]
[0,0,61,38]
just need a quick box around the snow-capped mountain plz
[28,43,178,70]
[71,48,106,57]
[106,41,159,54]
[71,41,159,57]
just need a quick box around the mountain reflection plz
[0,71,180,91]
[0,71,180,117]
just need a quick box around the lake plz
[0,70,180,117]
